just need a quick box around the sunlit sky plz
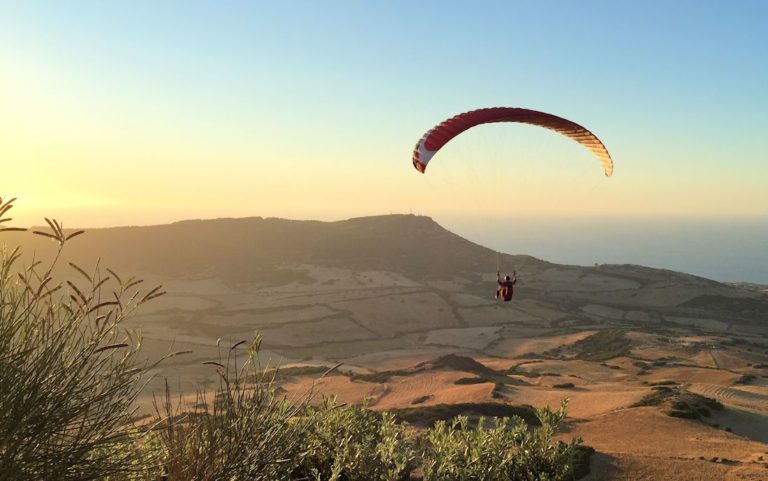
[2,1,767,231]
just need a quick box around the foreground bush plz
[148,389,579,481]
[296,399,416,481]
[422,400,579,481]
[0,198,163,481]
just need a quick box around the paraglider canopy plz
[412,107,613,176]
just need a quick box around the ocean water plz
[441,216,768,284]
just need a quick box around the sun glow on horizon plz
[2,1,766,229]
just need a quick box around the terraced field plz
[687,383,768,411]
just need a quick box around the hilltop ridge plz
[15,214,550,282]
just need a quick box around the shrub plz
[296,398,416,481]
[632,387,675,407]
[703,398,724,411]
[422,400,579,481]
[735,374,756,385]
[553,383,575,389]
[666,409,698,420]
[571,445,596,479]
[649,380,677,386]
[455,377,494,385]
[572,329,632,361]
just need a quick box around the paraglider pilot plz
[496,271,517,302]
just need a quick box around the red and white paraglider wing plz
[411,107,613,176]
[412,129,436,173]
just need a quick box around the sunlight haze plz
[2,1,767,279]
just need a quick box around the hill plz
[11,214,547,283]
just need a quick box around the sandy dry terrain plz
[505,384,647,419]
[641,367,742,385]
[570,408,768,480]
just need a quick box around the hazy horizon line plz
[11,210,768,230]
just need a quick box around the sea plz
[442,215,768,284]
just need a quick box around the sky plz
[1,1,767,280]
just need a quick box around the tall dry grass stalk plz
[0,197,164,480]
[149,334,314,481]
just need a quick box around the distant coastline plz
[444,216,768,284]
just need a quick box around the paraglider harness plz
[496,271,517,302]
